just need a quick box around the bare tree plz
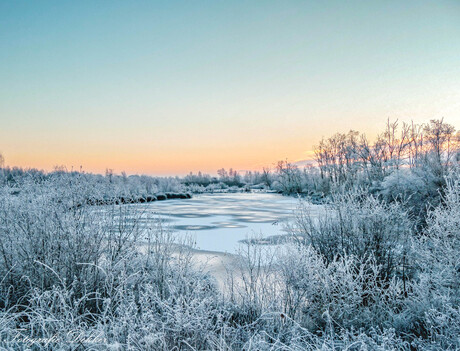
[423,119,457,177]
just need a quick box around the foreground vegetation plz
[0,118,459,350]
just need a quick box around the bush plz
[407,168,460,348]
[291,190,413,281]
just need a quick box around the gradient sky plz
[1,0,459,175]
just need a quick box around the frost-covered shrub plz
[292,190,413,281]
[407,169,460,348]
[224,239,409,347]
[0,192,228,349]
[277,244,407,334]
[270,179,283,192]
[274,161,303,194]
[0,173,165,320]
[381,168,440,225]
[154,176,185,193]
[381,169,426,201]
[101,272,225,350]
[0,178,122,307]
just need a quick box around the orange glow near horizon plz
[2,132,318,176]
[3,115,459,176]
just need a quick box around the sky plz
[1,0,460,175]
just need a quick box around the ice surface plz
[125,193,313,253]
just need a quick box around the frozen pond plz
[125,192,322,253]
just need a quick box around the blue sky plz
[1,0,459,174]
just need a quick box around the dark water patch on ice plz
[168,213,211,218]
[173,224,219,231]
[230,215,279,223]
